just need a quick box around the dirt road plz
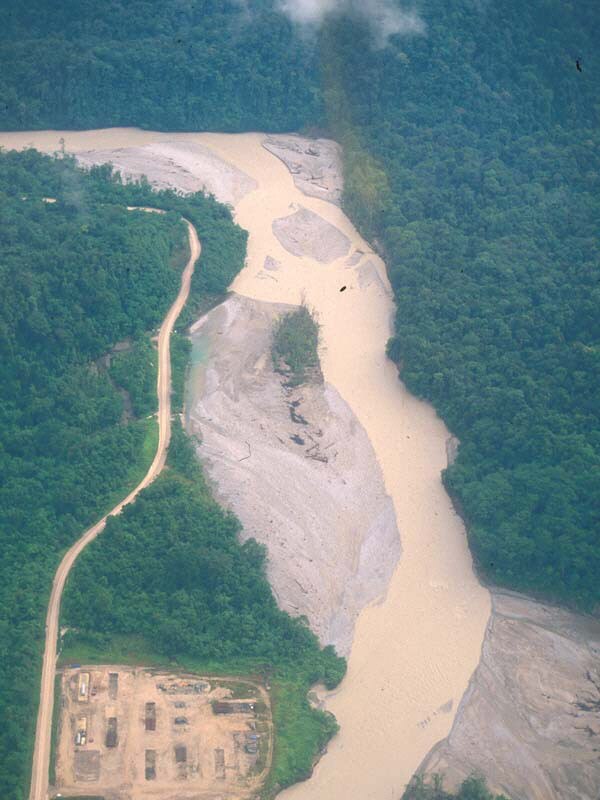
[28,210,201,800]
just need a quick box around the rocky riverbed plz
[419,591,600,800]
[76,139,257,206]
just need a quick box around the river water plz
[0,128,491,798]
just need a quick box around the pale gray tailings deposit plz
[263,135,343,205]
[356,259,392,294]
[186,294,400,656]
[272,207,350,263]
[418,590,600,800]
[76,141,257,206]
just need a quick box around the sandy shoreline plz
[0,127,491,798]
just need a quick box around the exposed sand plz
[263,134,343,205]
[272,206,350,263]
[0,128,491,798]
[356,259,392,294]
[186,294,401,657]
[418,591,600,800]
[74,140,257,206]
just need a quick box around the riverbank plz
[198,131,491,800]
[418,590,600,800]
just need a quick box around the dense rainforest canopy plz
[0,150,246,798]
[325,2,600,608]
[0,0,322,133]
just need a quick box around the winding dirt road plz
[28,210,201,800]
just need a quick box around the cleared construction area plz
[53,666,272,800]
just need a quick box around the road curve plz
[29,210,201,800]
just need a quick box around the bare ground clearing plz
[54,667,272,800]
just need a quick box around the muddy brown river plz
[0,128,491,798]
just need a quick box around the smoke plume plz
[276,0,425,43]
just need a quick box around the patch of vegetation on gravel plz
[403,773,508,800]
[272,304,321,387]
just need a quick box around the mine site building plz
[109,672,119,699]
[78,672,89,700]
[75,716,87,746]
[212,700,255,715]
[106,717,118,748]
[145,702,156,731]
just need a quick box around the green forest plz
[322,2,600,608]
[109,336,158,418]
[0,150,246,799]
[403,774,508,800]
[0,1,322,133]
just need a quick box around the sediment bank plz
[418,590,600,800]
[186,293,401,657]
